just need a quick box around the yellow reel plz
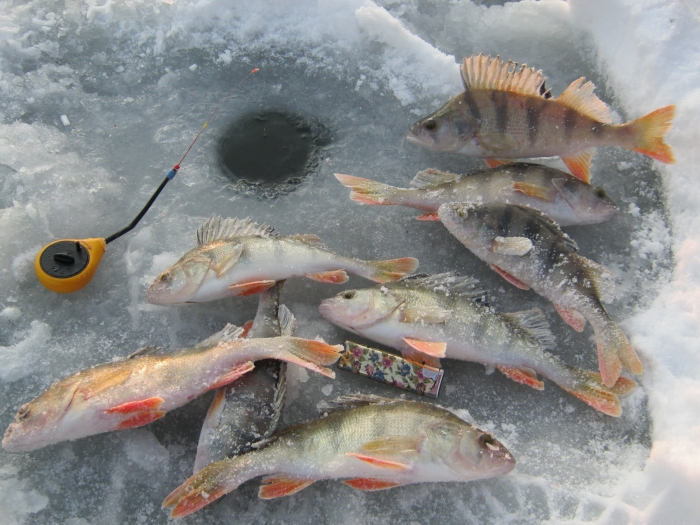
[35,238,106,294]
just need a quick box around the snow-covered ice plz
[0,0,698,523]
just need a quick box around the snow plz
[0,0,697,523]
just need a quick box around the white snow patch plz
[0,320,51,382]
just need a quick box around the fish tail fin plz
[365,257,419,283]
[558,368,637,417]
[334,174,397,205]
[626,105,675,164]
[594,321,643,387]
[164,455,259,518]
[282,338,343,378]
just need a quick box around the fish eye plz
[478,433,495,448]
[17,404,31,419]
[342,290,356,300]
[423,119,437,131]
[594,187,606,198]
[159,271,172,282]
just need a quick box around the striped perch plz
[407,54,675,183]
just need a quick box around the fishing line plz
[35,67,259,293]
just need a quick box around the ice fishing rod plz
[35,68,259,294]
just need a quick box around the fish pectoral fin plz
[400,307,452,324]
[415,212,440,221]
[207,361,255,391]
[402,338,447,358]
[212,244,244,277]
[105,397,165,414]
[491,236,533,256]
[259,476,316,499]
[228,280,277,297]
[489,264,530,290]
[105,397,167,430]
[478,132,518,153]
[400,348,442,369]
[554,304,587,332]
[512,182,558,202]
[346,452,412,471]
[484,157,513,168]
[359,435,424,455]
[240,320,254,338]
[343,478,403,491]
[561,149,594,184]
[495,365,544,390]
[306,270,349,284]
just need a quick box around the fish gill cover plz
[0,0,697,524]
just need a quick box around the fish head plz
[2,374,82,453]
[422,420,514,479]
[318,288,404,330]
[146,251,212,305]
[407,96,479,152]
[552,177,620,224]
[438,202,499,250]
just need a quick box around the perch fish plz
[438,202,643,387]
[407,54,675,183]
[319,274,636,416]
[147,216,419,305]
[163,397,515,518]
[336,162,619,226]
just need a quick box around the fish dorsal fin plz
[410,168,460,189]
[461,54,548,98]
[514,206,578,252]
[125,346,162,359]
[289,234,327,249]
[556,78,612,124]
[330,394,396,410]
[197,216,275,246]
[399,272,489,307]
[501,308,556,350]
[278,304,297,336]
[195,323,245,348]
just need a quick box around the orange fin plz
[558,370,638,417]
[554,304,587,332]
[116,410,166,430]
[228,280,277,297]
[561,149,594,183]
[484,158,512,168]
[496,365,544,390]
[306,270,349,284]
[367,257,419,283]
[402,337,446,358]
[346,452,411,471]
[207,361,255,391]
[259,476,315,499]
[400,348,442,369]
[241,320,254,338]
[627,105,675,164]
[334,173,395,205]
[556,78,612,123]
[343,478,402,491]
[461,55,549,98]
[282,338,343,378]
[106,397,164,415]
[489,264,530,290]
[512,182,558,202]
[416,212,440,221]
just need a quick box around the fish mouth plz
[405,133,431,148]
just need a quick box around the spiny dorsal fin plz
[501,308,556,350]
[195,323,245,348]
[556,78,612,124]
[331,394,397,409]
[197,216,275,246]
[126,346,162,360]
[398,272,489,307]
[289,234,327,249]
[262,362,287,442]
[410,168,460,189]
[461,54,549,98]
[278,304,297,336]
[513,205,578,252]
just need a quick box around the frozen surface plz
[0,0,697,523]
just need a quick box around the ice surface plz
[0,0,696,524]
